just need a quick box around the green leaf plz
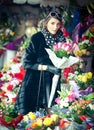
[4,115,12,123]
[86,93,94,100]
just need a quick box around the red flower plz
[12,56,20,63]
[0,114,23,128]
[59,118,70,128]
[14,115,23,125]
[7,84,13,91]
[79,115,88,121]
[90,37,94,42]
[81,36,88,41]
[87,124,92,129]
[0,91,8,98]
[63,66,74,79]
[61,27,70,37]
[26,128,32,130]
[0,72,3,78]
[14,65,26,81]
[9,72,14,77]
[12,97,17,103]
[14,73,24,81]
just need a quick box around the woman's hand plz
[38,64,61,75]
[46,65,61,75]
[38,64,47,71]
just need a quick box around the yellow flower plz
[2,35,5,40]
[23,115,29,121]
[50,114,59,124]
[28,112,36,120]
[87,72,93,79]
[3,64,9,71]
[81,49,86,55]
[10,31,15,36]
[74,50,82,56]
[77,75,82,81]
[81,75,88,82]
[43,117,53,126]
[36,118,43,127]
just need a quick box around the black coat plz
[15,32,60,115]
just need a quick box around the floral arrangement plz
[0,27,15,49]
[0,28,94,130]
[51,82,94,129]
[68,71,94,90]
[0,13,16,50]
[0,50,26,129]
[51,41,73,58]
[17,111,60,130]
[0,105,23,130]
[0,64,24,129]
[74,24,94,57]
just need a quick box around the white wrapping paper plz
[45,48,79,69]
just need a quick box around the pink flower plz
[67,92,76,102]
[68,94,75,102]
[53,42,72,52]
[53,42,62,50]
[55,97,61,104]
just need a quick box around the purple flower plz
[79,86,93,95]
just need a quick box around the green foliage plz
[54,49,69,58]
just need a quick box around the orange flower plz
[82,105,86,109]
[85,100,91,104]
[31,121,37,129]
[77,110,81,114]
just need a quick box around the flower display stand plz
[0,54,4,69]
[3,37,23,66]
[3,49,17,65]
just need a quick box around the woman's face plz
[46,17,61,35]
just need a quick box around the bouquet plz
[74,24,94,57]
[45,42,79,69]
[0,105,23,129]
[51,83,94,129]
[0,27,15,49]
[45,42,80,107]
[52,42,73,58]
[18,111,59,130]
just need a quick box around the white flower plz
[79,39,89,46]
[5,28,12,35]
[59,98,69,108]
[89,104,94,110]
[1,73,12,81]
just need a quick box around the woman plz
[15,10,66,115]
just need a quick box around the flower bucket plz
[81,56,93,72]
[3,49,17,65]
[0,126,9,130]
[67,121,87,130]
[0,54,4,69]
